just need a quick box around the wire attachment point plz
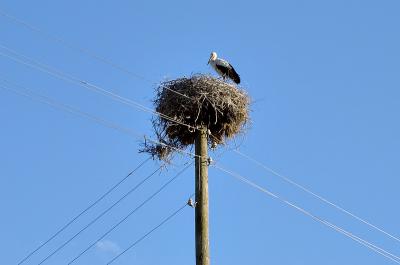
[187,198,196,208]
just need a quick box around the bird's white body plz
[209,58,230,76]
[208,52,240,84]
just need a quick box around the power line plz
[213,163,400,264]
[68,162,193,264]
[0,8,194,102]
[233,149,400,244]
[0,9,153,84]
[106,198,191,265]
[1,44,224,150]
[0,9,231,144]
[0,79,200,264]
[36,165,164,265]
[0,10,216,142]
[0,42,222,147]
[0,78,197,158]
[16,157,150,265]
[0,45,198,132]
[0,45,220,155]
[0,81,200,264]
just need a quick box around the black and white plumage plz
[207,52,240,84]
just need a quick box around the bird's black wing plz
[228,64,240,84]
[215,64,241,84]
[215,64,230,76]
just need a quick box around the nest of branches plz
[140,74,250,162]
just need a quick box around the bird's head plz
[207,52,218,64]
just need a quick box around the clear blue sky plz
[1,0,400,264]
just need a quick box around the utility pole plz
[195,125,210,265]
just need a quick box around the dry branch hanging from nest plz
[140,74,250,162]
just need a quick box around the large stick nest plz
[140,74,250,162]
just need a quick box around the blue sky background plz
[1,0,400,264]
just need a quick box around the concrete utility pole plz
[195,125,210,265]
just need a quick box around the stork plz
[207,52,240,84]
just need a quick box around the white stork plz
[207,52,240,84]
